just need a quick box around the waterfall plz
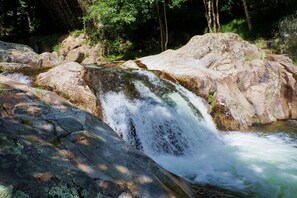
[89,66,297,197]
[1,73,33,86]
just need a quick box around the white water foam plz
[2,73,33,86]
[100,71,297,197]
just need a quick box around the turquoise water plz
[95,68,297,197]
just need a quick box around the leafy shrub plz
[278,11,297,60]
[221,19,251,39]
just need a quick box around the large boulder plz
[0,40,62,73]
[0,76,192,198]
[35,62,103,119]
[58,33,104,65]
[0,41,41,72]
[139,33,297,130]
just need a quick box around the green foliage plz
[0,0,40,39]
[29,34,64,53]
[69,29,84,37]
[254,38,267,49]
[84,0,187,56]
[208,91,216,112]
[278,11,297,60]
[221,19,252,39]
[53,44,62,54]
[104,55,124,63]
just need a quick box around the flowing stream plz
[1,72,33,86]
[3,64,297,197]
[87,66,297,197]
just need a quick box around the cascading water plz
[87,66,297,197]
[1,72,33,86]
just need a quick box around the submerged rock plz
[0,76,193,198]
[139,33,297,130]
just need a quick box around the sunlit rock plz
[139,33,297,130]
[36,62,103,119]
[0,75,193,198]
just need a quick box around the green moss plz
[53,44,62,55]
[49,137,61,147]
[244,50,265,61]
[3,141,24,155]
[34,88,45,98]
[21,119,33,127]
[208,91,217,112]
[48,183,89,198]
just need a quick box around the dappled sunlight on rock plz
[0,75,192,197]
[98,164,109,172]
[115,165,129,174]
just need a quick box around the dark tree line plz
[0,0,296,54]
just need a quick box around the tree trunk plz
[207,0,212,32]
[157,2,165,51]
[241,0,252,30]
[163,0,168,50]
[216,0,220,32]
[211,0,217,32]
[203,0,221,33]
[203,0,211,32]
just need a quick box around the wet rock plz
[0,76,193,198]
[139,33,297,130]
[119,60,142,70]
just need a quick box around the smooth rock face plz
[36,62,103,119]
[0,41,63,73]
[40,52,63,67]
[0,76,192,198]
[139,33,297,130]
[59,33,104,65]
[0,41,41,72]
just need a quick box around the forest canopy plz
[0,0,296,56]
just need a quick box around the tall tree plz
[241,0,252,30]
[87,0,186,52]
[203,0,220,33]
